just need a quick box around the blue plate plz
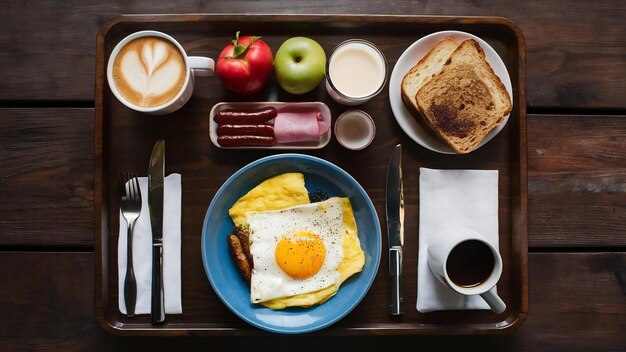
[201,154,381,334]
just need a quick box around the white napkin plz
[118,173,182,315]
[417,168,499,312]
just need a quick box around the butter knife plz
[386,144,404,315]
[148,138,166,324]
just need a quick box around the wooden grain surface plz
[0,0,624,108]
[528,114,626,248]
[2,109,623,249]
[0,108,94,247]
[0,0,624,349]
[1,252,624,351]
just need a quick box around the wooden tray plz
[95,14,527,335]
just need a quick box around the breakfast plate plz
[200,154,382,334]
[388,30,513,154]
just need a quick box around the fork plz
[119,172,142,317]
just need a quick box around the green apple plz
[274,37,326,94]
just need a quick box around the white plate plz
[209,101,332,150]
[388,30,513,154]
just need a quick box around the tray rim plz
[94,13,528,336]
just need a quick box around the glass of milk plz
[325,39,387,106]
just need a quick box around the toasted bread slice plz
[415,39,512,153]
[401,37,460,118]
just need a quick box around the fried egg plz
[228,172,365,309]
[247,198,346,303]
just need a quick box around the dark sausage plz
[216,124,274,137]
[217,135,276,147]
[234,227,253,266]
[214,107,277,125]
[227,234,252,284]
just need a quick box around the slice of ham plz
[273,107,329,144]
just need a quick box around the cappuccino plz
[112,36,186,108]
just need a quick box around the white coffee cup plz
[107,30,214,114]
[427,227,506,314]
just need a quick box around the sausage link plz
[227,234,252,284]
[216,124,274,137]
[214,107,277,125]
[217,135,276,147]
[234,228,253,266]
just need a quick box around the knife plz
[386,144,404,315]
[148,138,166,324]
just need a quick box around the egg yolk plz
[275,231,326,279]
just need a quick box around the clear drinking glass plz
[325,39,387,106]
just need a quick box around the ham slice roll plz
[273,108,329,144]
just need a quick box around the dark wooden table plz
[1,1,624,350]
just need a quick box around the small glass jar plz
[334,110,376,150]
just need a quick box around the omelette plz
[227,172,365,309]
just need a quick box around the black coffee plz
[446,240,494,287]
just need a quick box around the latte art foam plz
[112,37,186,108]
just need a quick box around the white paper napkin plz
[118,173,182,315]
[417,168,499,313]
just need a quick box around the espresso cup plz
[107,30,214,114]
[325,39,387,106]
[427,227,506,314]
